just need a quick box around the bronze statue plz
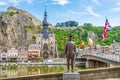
[64,34,76,72]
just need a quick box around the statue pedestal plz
[63,72,80,80]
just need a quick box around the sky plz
[0,0,120,26]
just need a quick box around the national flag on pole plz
[79,42,84,48]
[88,36,93,46]
[102,18,112,40]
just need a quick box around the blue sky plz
[0,0,120,26]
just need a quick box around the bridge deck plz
[79,53,120,65]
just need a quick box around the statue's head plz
[69,34,72,41]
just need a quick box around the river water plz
[1,65,120,80]
[0,65,82,78]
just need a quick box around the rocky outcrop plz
[0,6,42,47]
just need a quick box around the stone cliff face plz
[0,6,42,47]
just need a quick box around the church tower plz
[35,7,58,60]
[42,9,49,39]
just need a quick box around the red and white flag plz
[102,18,112,40]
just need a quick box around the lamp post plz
[102,46,104,55]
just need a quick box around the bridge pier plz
[86,59,95,68]
[86,59,109,68]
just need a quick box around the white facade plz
[7,48,18,62]
[36,31,58,59]
[0,52,8,62]
[8,48,18,57]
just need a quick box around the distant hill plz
[0,6,42,47]
[53,25,120,54]
[55,20,78,27]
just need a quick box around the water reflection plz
[0,65,67,78]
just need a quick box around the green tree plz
[55,20,78,27]
[32,35,36,40]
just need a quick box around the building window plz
[43,43,48,50]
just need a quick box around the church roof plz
[42,11,49,26]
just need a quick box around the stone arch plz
[43,51,49,59]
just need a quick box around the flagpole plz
[105,16,108,21]
[105,16,107,19]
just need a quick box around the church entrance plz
[43,52,49,59]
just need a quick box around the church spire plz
[43,5,48,26]
[42,6,49,39]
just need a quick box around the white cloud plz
[116,2,120,5]
[0,0,33,6]
[58,10,88,20]
[91,0,100,5]
[0,1,6,6]
[52,0,69,5]
[86,6,101,17]
[9,0,19,3]
[116,0,120,5]
[110,7,120,12]
[9,0,21,5]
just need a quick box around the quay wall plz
[1,67,120,80]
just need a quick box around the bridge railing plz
[79,52,120,63]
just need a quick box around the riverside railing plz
[81,53,120,63]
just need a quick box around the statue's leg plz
[67,57,70,72]
[71,57,74,72]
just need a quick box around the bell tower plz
[42,6,49,39]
